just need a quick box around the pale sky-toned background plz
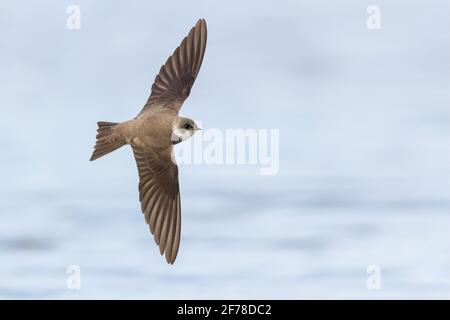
[0,0,449,298]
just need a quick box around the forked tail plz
[90,121,125,161]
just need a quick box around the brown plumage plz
[90,19,207,264]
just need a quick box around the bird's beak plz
[196,127,202,131]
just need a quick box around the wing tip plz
[196,18,207,31]
[166,253,177,265]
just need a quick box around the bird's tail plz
[90,121,125,161]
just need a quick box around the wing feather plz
[137,19,207,116]
[132,144,181,264]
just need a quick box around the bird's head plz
[172,117,201,144]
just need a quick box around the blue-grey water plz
[0,1,449,299]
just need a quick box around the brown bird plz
[89,19,207,264]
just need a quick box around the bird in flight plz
[90,19,207,264]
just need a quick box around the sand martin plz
[90,19,207,264]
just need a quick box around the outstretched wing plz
[132,144,181,264]
[138,19,207,117]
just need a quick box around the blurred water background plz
[0,0,449,299]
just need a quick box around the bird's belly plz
[123,114,174,148]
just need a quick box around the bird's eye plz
[184,124,192,130]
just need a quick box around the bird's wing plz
[131,143,181,264]
[137,19,207,117]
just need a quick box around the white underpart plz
[172,128,194,143]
